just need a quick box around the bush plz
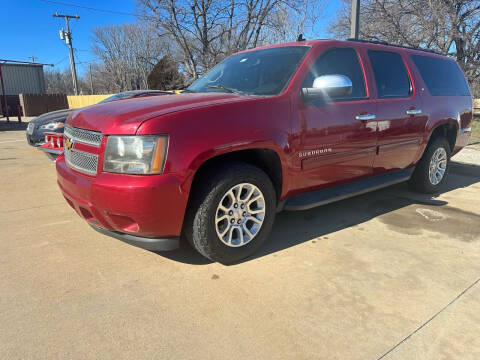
[147,56,184,91]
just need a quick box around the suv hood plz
[66,93,253,134]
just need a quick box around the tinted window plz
[368,50,411,98]
[188,46,310,96]
[411,55,470,96]
[303,48,366,100]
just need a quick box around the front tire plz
[184,162,276,264]
[409,137,451,193]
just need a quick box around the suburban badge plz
[298,148,332,158]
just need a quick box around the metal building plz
[0,63,46,95]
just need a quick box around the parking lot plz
[1,121,480,359]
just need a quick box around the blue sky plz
[3,0,340,76]
[3,0,139,75]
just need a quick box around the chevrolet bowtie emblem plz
[65,136,74,150]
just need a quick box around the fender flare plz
[181,140,288,197]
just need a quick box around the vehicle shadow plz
[0,120,28,132]
[160,161,480,266]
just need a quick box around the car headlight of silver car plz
[39,122,64,130]
[103,135,168,174]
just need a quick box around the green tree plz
[147,56,185,90]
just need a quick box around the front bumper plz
[26,128,63,147]
[56,155,189,247]
[26,131,43,146]
[39,133,64,161]
[90,225,179,251]
[40,147,62,161]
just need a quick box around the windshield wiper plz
[205,84,244,94]
[181,89,196,93]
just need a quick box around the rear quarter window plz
[411,55,470,96]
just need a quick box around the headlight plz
[39,122,64,130]
[103,135,168,174]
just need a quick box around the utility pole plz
[350,0,360,39]
[28,56,37,63]
[0,63,9,121]
[89,64,94,94]
[53,12,80,95]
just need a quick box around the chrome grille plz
[64,125,103,147]
[64,148,99,175]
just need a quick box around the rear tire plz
[409,137,451,193]
[184,162,276,264]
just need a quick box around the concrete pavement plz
[1,126,479,359]
[453,145,480,164]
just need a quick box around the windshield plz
[187,46,310,96]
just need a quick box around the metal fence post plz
[0,63,9,121]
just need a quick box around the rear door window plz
[368,50,411,98]
[303,47,367,100]
[411,55,470,96]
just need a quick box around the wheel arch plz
[187,147,284,204]
[180,146,285,238]
[426,120,458,153]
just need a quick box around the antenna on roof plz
[297,34,306,42]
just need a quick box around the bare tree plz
[91,22,171,92]
[330,0,480,96]
[44,68,89,95]
[138,0,324,80]
[263,0,325,44]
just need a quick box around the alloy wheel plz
[428,147,447,185]
[215,183,266,247]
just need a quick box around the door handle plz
[355,114,376,121]
[406,109,422,115]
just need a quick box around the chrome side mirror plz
[301,74,353,100]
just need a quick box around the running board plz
[284,167,414,211]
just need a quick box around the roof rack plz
[346,38,442,55]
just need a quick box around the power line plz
[41,0,142,17]
[72,49,91,65]
[54,55,69,66]
[74,61,91,67]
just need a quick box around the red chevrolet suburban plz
[56,39,472,263]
